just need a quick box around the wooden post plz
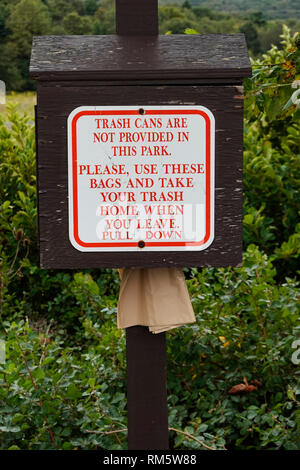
[116,0,169,450]
[116,0,158,35]
[126,327,169,450]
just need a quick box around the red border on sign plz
[71,109,212,248]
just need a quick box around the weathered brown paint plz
[34,82,244,269]
[30,34,251,82]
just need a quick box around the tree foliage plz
[159,0,300,20]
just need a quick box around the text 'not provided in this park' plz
[68,106,215,252]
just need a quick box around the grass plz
[1,91,36,121]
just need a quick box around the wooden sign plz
[30,34,251,269]
[68,105,214,252]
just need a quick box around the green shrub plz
[0,247,299,450]
[243,25,300,279]
[0,319,126,450]
[170,246,299,450]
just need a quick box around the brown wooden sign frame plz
[30,35,250,270]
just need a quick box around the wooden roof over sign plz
[30,34,251,82]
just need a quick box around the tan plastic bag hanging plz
[117,267,196,333]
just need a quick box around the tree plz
[2,0,52,89]
[158,6,185,25]
[258,21,284,51]
[160,16,198,34]
[0,3,10,40]
[93,1,115,35]
[46,0,73,24]
[240,22,261,55]
[85,0,100,15]
[192,6,214,19]
[182,0,192,9]
[248,11,267,27]
[0,42,23,90]
[62,11,92,34]
[6,0,51,56]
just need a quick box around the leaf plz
[66,384,81,399]
[287,387,296,401]
[282,96,294,111]
[1,200,11,211]
[228,381,258,395]
[32,367,45,380]
[0,426,21,433]
[184,28,198,35]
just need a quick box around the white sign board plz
[68,106,215,252]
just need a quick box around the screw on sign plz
[29,0,251,451]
